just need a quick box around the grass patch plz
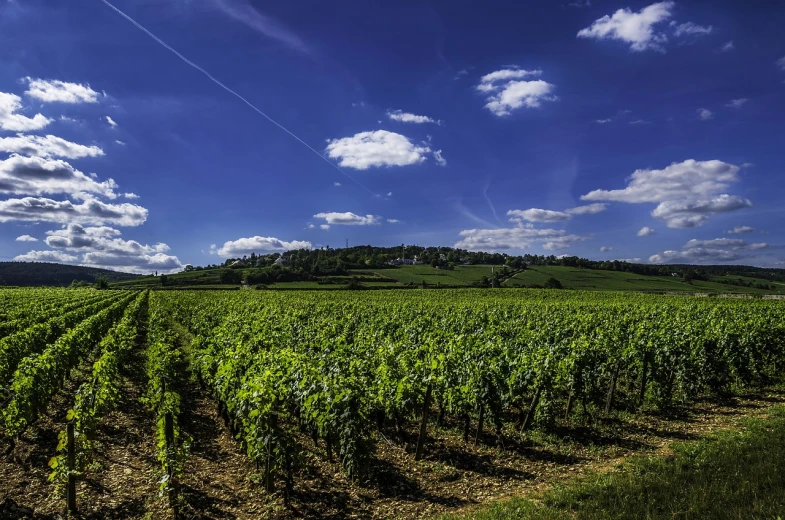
[440,406,785,520]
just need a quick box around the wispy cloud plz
[210,0,309,55]
[98,0,377,197]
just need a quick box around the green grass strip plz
[441,406,785,520]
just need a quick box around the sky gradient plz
[1,0,784,273]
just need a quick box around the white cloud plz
[313,211,380,226]
[629,119,649,125]
[577,1,674,52]
[0,92,52,131]
[455,223,587,251]
[476,68,556,116]
[565,203,607,215]
[0,196,148,227]
[673,22,712,37]
[14,250,78,263]
[616,257,642,263]
[725,225,754,234]
[507,208,571,223]
[649,238,769,264]
[596,119,612,124]
[721,41,734,52]
[215,236,312,257]
[697,108,714,120]
[725,98,748,109]
[33,223,181,274]
[123,192,139,199]
[637,226,656,237]
[433,149,447,167]
[600,246,613,252]
[777,55,785,71]
[386,110,440,125]
[325,130,432,170]
[0,154,118,198]
[15,234,38,242]
[115,140,126,146]
[105,116,118,128]
[24,78,101,104]
[333,182,341,187]
[0,134,103,159]
[387,219,400,224]
[582,159,749,228]
[651,195,752,228]
[320,224,330,230]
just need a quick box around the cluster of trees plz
[175,245,785,286]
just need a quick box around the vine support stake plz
[605,360,620,415]
[164,412,175,478]
[522,385,542,432]
[66,421,77,515]
[639,354,649,407]
[474,404,484,446]
[415,384,432,461]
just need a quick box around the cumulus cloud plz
[386,110,440,125]
[600,246,613,252]
[0,92,52,131]
[325,130,433,170]
[0,154,118,198]
[476,68,556,116]
[320,224,330,230]
[313,211,381,225]
[672,22,712,37]
[577,1,674,52]
[14,250,78,263]
[507,208,571,223]
[650,195,752,228]
[15,234,38,242]
[123,192,139,199]
[565,203,607,215]
[24,78,101,104]
[215,236,312,257]
[29,223,181,274]
[455,223,587,251]
[725,98,748,109]
[697,108,714,120]
[0,196,148,226]
[0,134,103,159]
[105,116,118,128]
[649,238,768,264]
[582,159,749,228]
[721,41,734,52]
[725,225,754,234]
[637,226,656,237]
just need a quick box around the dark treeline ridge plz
[191,245,785,284]
[0,262,139,286]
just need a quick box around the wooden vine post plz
[66,420,77,515]
[414,384,432,461]
[639,354,649,406]
[474,404,485,446]
[521,385,542,432]
[605,360,620,415]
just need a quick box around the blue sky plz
[1,0,784,273]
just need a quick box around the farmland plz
[1,287,784,519]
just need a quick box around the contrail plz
[98,0,378,197]
[483,180,501,224]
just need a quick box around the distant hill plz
[0,262,140,287]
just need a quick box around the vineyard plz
[1,288,785,518]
